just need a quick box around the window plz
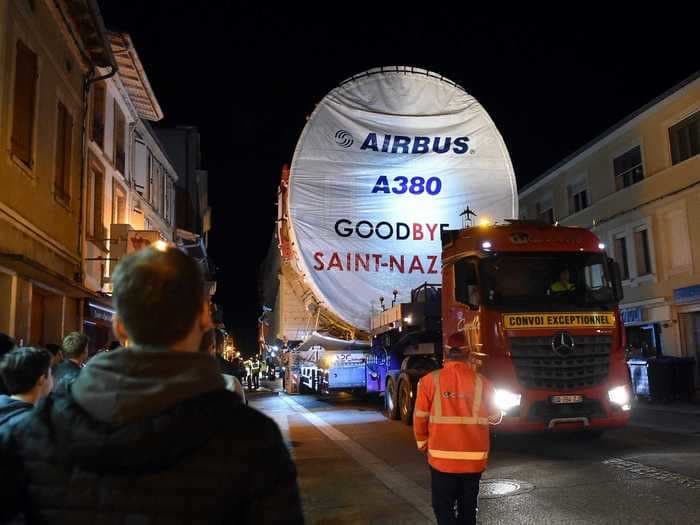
[614,235,630,281]
[54,101,73,204]
[536,198,554,224]
[161,173,168,217]
[454,258,479,308]
[670,111,700,165]
[90,84,105,148]
[164,178,171,224]
[634,227,652,276]
[147,155,156,204]
[613,146,644,191]
[112,181,127,224]
[88,164,105,247]
[11,40,38,168]
[113,101,126,175]
[567,177,589,214]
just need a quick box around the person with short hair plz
[44,343,63,367]
[0,347,53,429]
[1,246,302,523]
[52,331,88,393]
[0,333,16,395]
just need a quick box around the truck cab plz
[441,221,631,432]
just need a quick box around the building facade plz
[0,0,114,345]
[81,31,177,350]
[156,125,215,297]
[520,72,700,369]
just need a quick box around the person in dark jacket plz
[0,347,53,429]
[0,245,303,524]
[51,331,88,393]
[44,343,63,367]
[0,333,16,395]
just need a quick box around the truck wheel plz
[399,380,414,426]
[384,378,399,420]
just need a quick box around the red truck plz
[376,221,631,433]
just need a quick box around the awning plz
[0,253,92,298]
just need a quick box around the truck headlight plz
[494,388,521,412]
[608,385,631,410]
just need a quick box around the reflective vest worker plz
[550,268,575,293]
[414,347,501,525]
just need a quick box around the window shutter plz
[11,40,38,167]
[62,108,73,199]
[54,102,73,202]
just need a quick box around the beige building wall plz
[0,1,94,344]
[520,73,700,362]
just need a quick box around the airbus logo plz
[334,130,354,148]
[551,332,575,357]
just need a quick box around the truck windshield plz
[480,252,616,309]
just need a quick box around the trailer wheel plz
[384,377,399,420]
[399,379,414,426]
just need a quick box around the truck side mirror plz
[454,259,480,310]
[609,259,624,301]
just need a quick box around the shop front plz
[620,300,670,359]
[83,300,115,356]
[675,285,700,382]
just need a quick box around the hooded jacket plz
[0,395,32,429]
[1,346,303,524]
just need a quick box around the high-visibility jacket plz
[550,281,575,292]
[413,360,494,474]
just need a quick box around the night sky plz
[99,3,698,352]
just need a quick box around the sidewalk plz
[629,399,700,434]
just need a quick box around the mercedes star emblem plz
[552,332,575,357]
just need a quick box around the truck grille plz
[509,335,612,390]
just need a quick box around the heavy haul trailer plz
[272,66,631,432]
[375,221,632,433]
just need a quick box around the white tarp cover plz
[288,67,517,330]
[294,331,371,353]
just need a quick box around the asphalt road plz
[249,388,700,524]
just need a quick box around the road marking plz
[279,393,436,523]
[603,458,700,489]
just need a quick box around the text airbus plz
[359,132,469,154]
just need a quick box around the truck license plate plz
[551,395,583,404]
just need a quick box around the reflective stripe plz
[431,370,441,418]
[414,410,430,418]
[430,368,487,426]
[416,439,428,448]
[429,449,488,460]
[430,416,490,425]
[473,375,483,416]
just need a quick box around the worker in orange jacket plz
[414,347,502,525]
